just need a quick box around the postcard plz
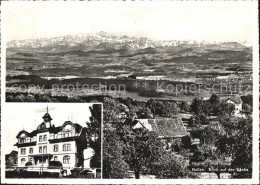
[1,1,259,184]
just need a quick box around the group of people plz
[59,167,72,177]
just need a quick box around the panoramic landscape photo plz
[3,2,256,179]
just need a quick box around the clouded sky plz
[3,1,257,43]
[2,103,98,153]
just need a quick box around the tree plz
[38,94,52,102]
[67,96,84,102]
[231,117,252,178]
[151,151,190,179]
[25,94,36,102]
[6,95,14,102]
[103,130,129,178]
[190,98,204,115]
[180,101,190,112]
[103,97,121,122]
[218,102,235,118]
[146,98,157,117]
[209,94,220,115]
[162,102,180,117]
[242,103,252,113]
[197,126,227,179]
[188,114,207,127]
[14,94,26,102]
[241,95,252,107]
[202,100,212,117]
[209,94,220,105]
[136,107,153,119]
[217,117,252,178]
[117,125,162,179]
[86,104,101,168]
[198,126,222,159]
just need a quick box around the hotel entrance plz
[29,154,53,168]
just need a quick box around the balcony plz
[15,138,36,147]
[49,131,78,141]
[18,137,36,144]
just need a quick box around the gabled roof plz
[225,95,243,104]
[16,130,29,138]
[60,121,82,133]
[133,117,188,138]
[18,121,83,138]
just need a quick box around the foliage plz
[162,101,180,117]
[151,152,190,179]
[103,130,129,179]
[136,107,153,119]
[86,104,102,168]
[196,125,228,178]
[146,99,180,117]
[190,98,204,115]
[117,125,162,179]
[242,103,252,113]
[217,117,252,178]
[217,102,235,118]
[231,118,252,178]
[209,94,220,115]
[241,94,252,107]
[6,92,252,178]
[179,101,190,112]
[188,114,207,127]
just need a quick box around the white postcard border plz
[1,1,259,184]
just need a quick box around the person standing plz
[67,167,71,177]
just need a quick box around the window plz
[39,136,42,142]
[43,146,47,153]
[64,131,73,137]
[43,135,47,141]
[40,123,46,129]
[63,155,70,164]
[21,148,26,155]
[29,148,33,154]
[63,144,71,151]
[39,146,42,153]
[54,145,59,152]
[20,138,25,143]
[21,158,26,165]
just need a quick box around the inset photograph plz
[2,103,102,179]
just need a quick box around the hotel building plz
[14,109,88,169]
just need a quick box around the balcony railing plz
[18,138,36,144]
[49,132,77,140]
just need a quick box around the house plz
[131,117,189,139]
[130,117,189,151]
[225,95,243,115]
[5,150,18,167]
[14,109,89,170]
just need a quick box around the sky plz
[3,1,257,43]
[2,103,99,153]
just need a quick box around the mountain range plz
[7,31,249,51]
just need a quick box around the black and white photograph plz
[2,103,102,180]
[1,1,259,184]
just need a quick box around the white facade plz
[16,112,88,169]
